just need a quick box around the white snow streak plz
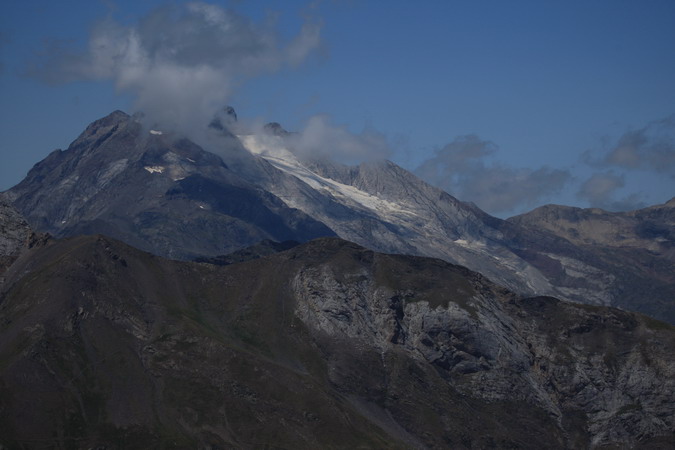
[238,134,418,220]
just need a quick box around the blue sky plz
[1,0,674,217]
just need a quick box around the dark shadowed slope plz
[193,238,300,265]
[0,235,672,448]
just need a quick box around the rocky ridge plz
[508,200,675,322]
[509,199,675,259]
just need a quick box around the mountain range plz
[6,110,675,324]
[1,110,674,447]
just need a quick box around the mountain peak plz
[87,109,130,130]
[263,122,290,137]
[208,105,238,132]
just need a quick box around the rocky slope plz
[509,199,675,260]
[0,235,673,448]
[0,192,45,281]
[0,194,30,264]
[238,132,554,295]
[509,201,675,323]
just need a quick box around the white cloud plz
[288,114,392,163]
[29,2,322,133]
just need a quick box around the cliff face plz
[1,236,672,448]
[290,239,674,448]
[0,193,45,281]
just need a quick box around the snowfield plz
[238,134,419,222]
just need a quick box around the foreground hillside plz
[0,234,672,448]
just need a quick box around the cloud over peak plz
[29,1,322,133]
[291,115,392,163]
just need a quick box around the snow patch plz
[144,166,165,174]
[150,130,163,135]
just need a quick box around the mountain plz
[5,111,334,260]
[509,199,675,259]
[238,136,540,290]
[6,111,675,324]
[0,234,672,448]
[235,131,675,324]
[508,201,675,323]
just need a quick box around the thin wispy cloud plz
[27,1,321,134]
[414,135,571,217]
[576,171,646,212]
[575,115,675,211]
[583,115,675,176]
[290,115,392,163]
